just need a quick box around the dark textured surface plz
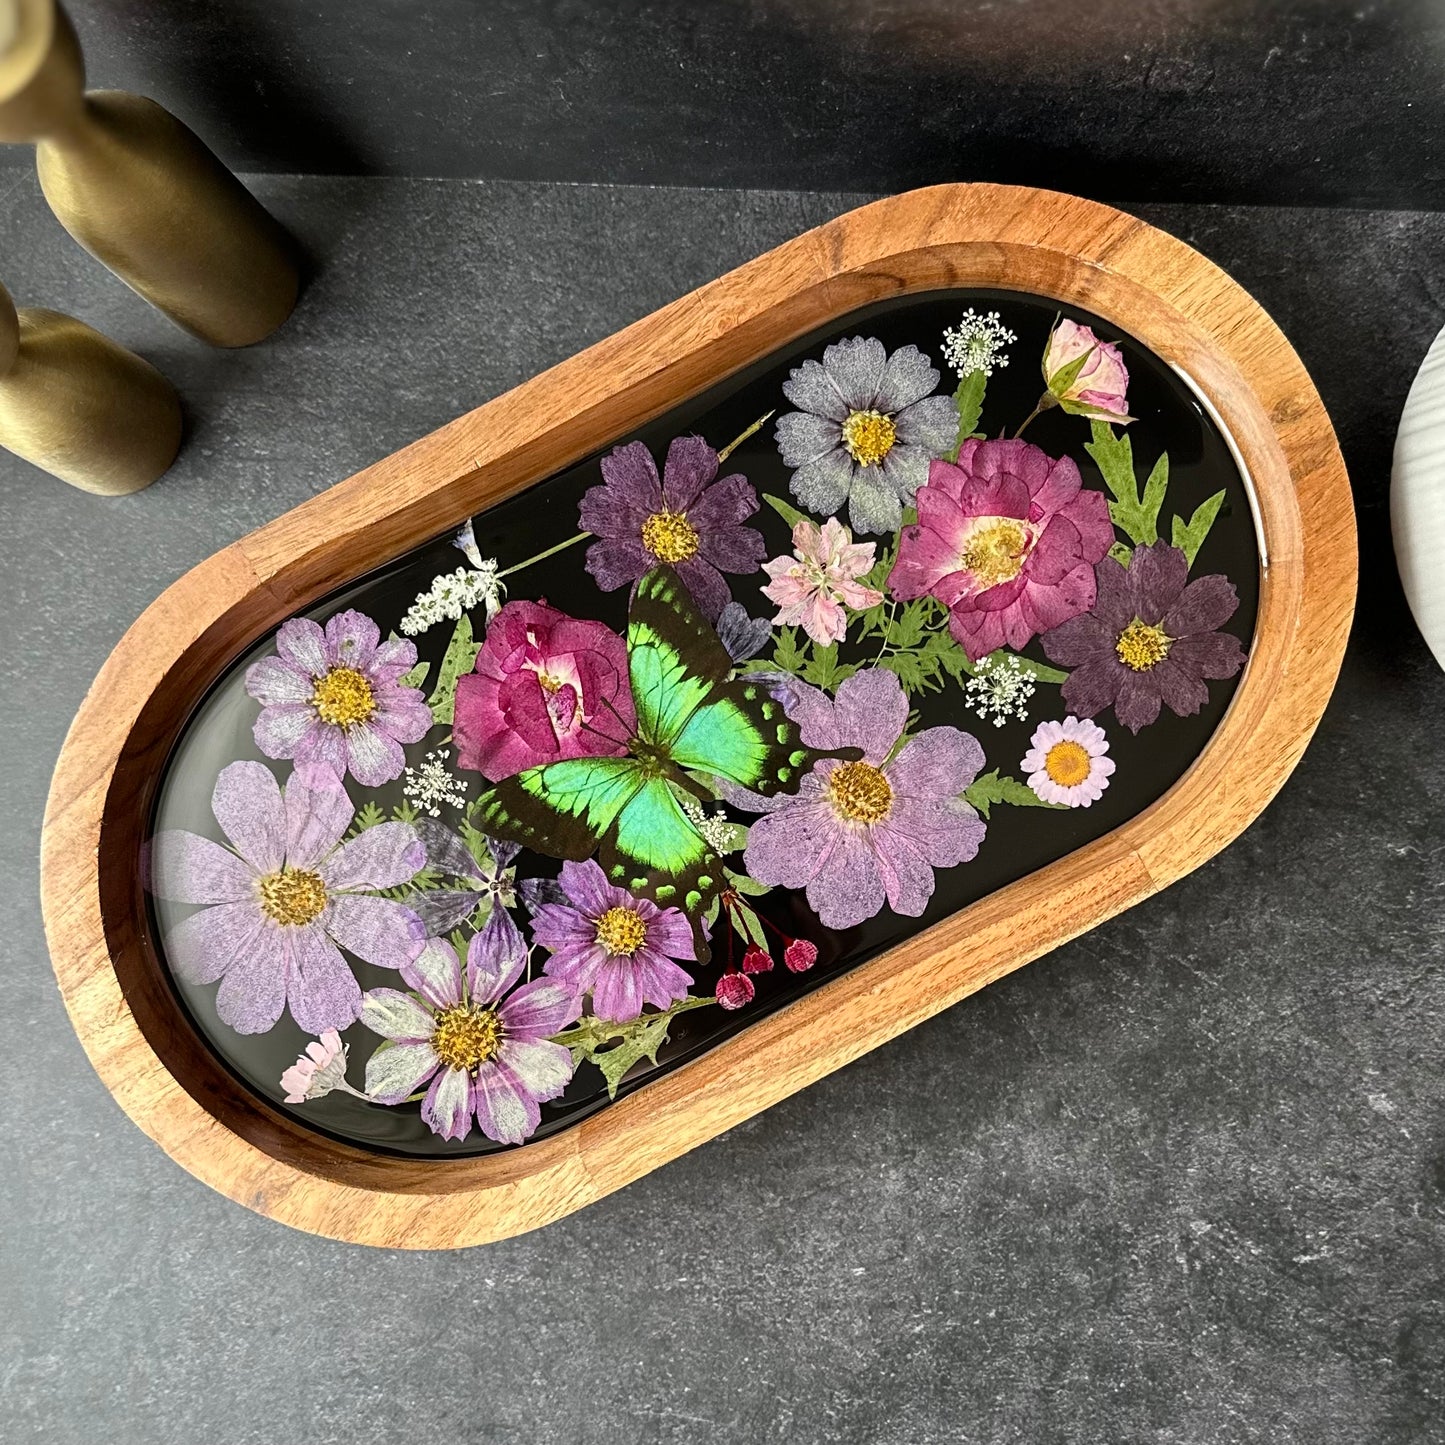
[6,0,1444,209]
[1,177,1442,1443]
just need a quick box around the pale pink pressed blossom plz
[760,516,884,645]
[1041,318,1133,423]
[1021,716,1115,808]
[280,1029,367,1104]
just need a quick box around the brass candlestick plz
[0,0,300,347]
[0,281,182,494]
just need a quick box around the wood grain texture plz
[40,185,1356,1249]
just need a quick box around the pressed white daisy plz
[402,747,468,817]
[1021,715,1115,808]
[965,652,1036,728]
[941,309,1018,378]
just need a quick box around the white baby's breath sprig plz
[399,560,504,636]
[402,747,469,817]
[964,653,1036,728]
[680,794,743,854]
[942,309,1018,378]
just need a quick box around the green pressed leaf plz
[555,996,717,1100]
[724,868,772,898]
[1085,420,1169,548]
[964,768,1069,820]
[1171,489,1227,568]
[981,649,1068,685]
[800,642,859,692]
[947,369,988,462]
[398,658,431,690]
[771,626,808,675]
[763,492,807,530]
[1108,541,1133,567]
[427,614,480,726]
[351,800,386,833]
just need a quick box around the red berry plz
[741,945,773,974]
[783,939,819,973]
[715,971,755,1010]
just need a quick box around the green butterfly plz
[471,568,845,925]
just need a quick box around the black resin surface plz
[149,288,1259,1158]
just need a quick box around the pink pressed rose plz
[454,600,636,782]
[1042,318,1133,423]
[760,516,884,645]
[888,438,1114,661]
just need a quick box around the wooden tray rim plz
[40,183,1356,1248]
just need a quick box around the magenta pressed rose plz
[1042,318,1133,423]
[453,599,636,783]
[887,438,1114,661]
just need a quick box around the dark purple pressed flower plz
[1041,541,1246,733]
[579,435,766,621]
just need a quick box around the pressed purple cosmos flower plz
[721,669,987,930]
[530,859,697,1022]
[775,336,957,536]
[360,909,581,1145]
[246,608,432,788]
[148,761,428,1035]
[1040,541,1247,733]
[579,435,766,621]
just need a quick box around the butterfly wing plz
[628,568,830,796]
[471,757,646,863]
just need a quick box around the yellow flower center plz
[1116,619,1172,672]
[595,904,648,957]
[257,868,328,926]
[310,666,376,729]
[828,760,893,824]
[841,409,897,468]
[960,519,1030,589]
[431,1004,502,1071]
[1044,740,1092,788]
[641,509,701,563]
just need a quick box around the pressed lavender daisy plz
[1022,716,1115,808]
[530,859,697,1022]
[721,669,987,930]
[775,335,957,535]
[579,435,766,621]
[245,608,432,788]
[148,761,427,1035]
[361,910,581,1145]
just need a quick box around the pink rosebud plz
[715,971,756,1010]
[740,945,773,975]
[1042,319,1133,423]
[783,939,819,973]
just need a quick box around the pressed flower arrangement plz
[145,288,1260,1160]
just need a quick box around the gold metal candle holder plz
[0,280,182,494]
[0,0,300,347]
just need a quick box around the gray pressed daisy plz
[774,336,957,535]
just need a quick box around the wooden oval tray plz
[41,185,1354,1247]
